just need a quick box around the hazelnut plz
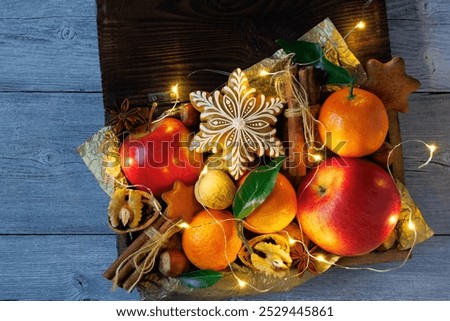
[194,170,236,210]
[158,249,190,277]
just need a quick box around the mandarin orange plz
[318,87,388,157]
[242,173,297,234]
[181,209,242,271]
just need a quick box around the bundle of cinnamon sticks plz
[283,66,322,189]
[103,216,179,292]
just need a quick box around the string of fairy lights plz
[111,0,439,293]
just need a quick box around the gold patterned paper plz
[138,265,317,300]
[396,180,434,250]
[299,18,367,85]
[76,126,127,197]
[245,18,366,101]
[245,55,292,100]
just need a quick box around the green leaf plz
[179,270,222,289]
[276,39,322,64]
[276,39,353,85]
[319,57,353,85]
[232,157,285,220]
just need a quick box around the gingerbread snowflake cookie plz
[189,68,284,180]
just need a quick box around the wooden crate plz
[96,0,409,298]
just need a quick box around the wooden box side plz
[96,0,391,104]
[96,0,407,279]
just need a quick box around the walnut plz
[194,170,236,210]
[108,188,160,233]
[251,242,292,278]
[238,234,292,278]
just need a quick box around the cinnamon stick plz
[121,219,178,291]
[103,233,148,280]
[298,66,322,166]
[298,66,321,107]
[103,215,169,282]
[283,66,306,188]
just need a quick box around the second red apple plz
[297,157,401,257]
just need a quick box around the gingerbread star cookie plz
[190,68,284,180]
[361,57,420,113]
[161,180,202,223]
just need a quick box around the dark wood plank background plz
[0,0,448,300]
[96,0,391,107]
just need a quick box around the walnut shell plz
[107,188,161,234]
[194,170,236,210]
[238,234,292,278]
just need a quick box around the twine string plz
[278,66,323,153]
[112,219,181,292]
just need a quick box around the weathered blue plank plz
[386,0,450,92]
[0,235,139,300]
[0,92,110,234]
[0,0,95,17]
[0,235,448,300]
[0,0,449,302]
[0,0,101,92]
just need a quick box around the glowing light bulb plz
[259,69,270,77]
[237,278,247,288]
[356,20,366,29]
[315,254,328,263]
[419,143,438,169]
[408,221,415,231]
[200,166,209,176]
[427,144,437,153]
[171,84,179,98]
[341,20,367,42]
[288,236,297,246]
[309,153,323,162]
[122,157,134,167]
[389,215,398,225]
[178,222,190,229]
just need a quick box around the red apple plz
[297,157,401,257]
[120,118,203,196]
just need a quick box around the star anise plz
[290,242,319,277]
[105,98,146,136]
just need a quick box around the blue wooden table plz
[0,0,449,300]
